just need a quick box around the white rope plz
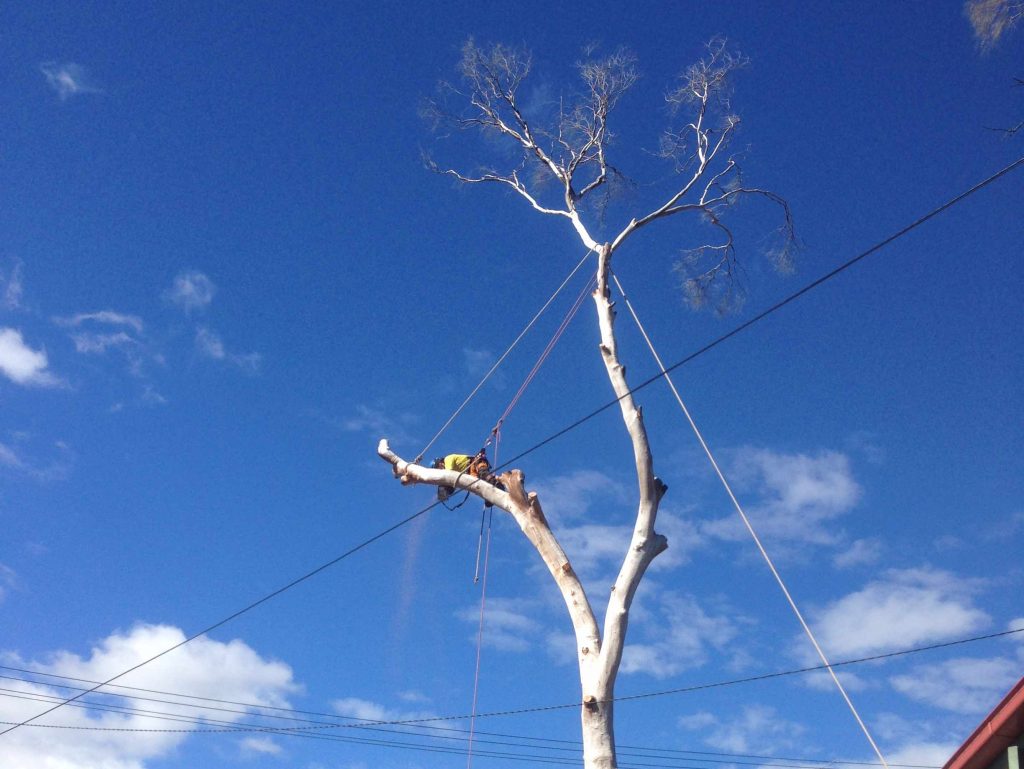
[611,272,890,769]
[416,249,594,462]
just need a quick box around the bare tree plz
[379,38,793,769]
[966,0,1023,136]
[966,0,1023,50]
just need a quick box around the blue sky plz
[1,2,1023,768]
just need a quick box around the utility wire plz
[7,627,1019,736]
[0,668,940,768]
[416,248,593,462]
[0,500,439,739]
[5,157,1019,745]
[495,155,1024,471]
[612,271,887,767]
[1,687,885,769]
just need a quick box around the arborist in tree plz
[432,448,504,504]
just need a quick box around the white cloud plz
[0,441,23,469]
[0,328,60,387]
[140,385,167,406]
[678,704,805,753]
[702,447,861,547]
[72,331,138,355]
[55,311,144,334]
[239,736,282,756]
[397,690,431,704]
[0,623,299,769]
[811,568,990,658]
[890,656,1021,713]
[55,310,158,382]
[885,741,960,767]
[650,510,705,571]
[40,62,102,100]
[166,271,216,313]
[833,537,884,569]
[0,563,16,603]
[1009,617,1024,632]
[557,522,633,578]
[462,347,504,388]
[341,404,418,445]
[457,597,541,652]
[331,697,434,724]
[196,326,225,358]
[195,328,261,373]
[534,470,626,524]
[619,592,739,678]
[0,437,73,482]
[1,259,24,310]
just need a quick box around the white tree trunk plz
[377,247,667,769]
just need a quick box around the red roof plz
[943,676,1024,769]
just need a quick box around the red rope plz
[487,276,596,444]
[466,440,497,769]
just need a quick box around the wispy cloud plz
[619,591,739,678]
[885,741,961,768]
[195,327,261,373]
[679,704,806,753]
[0,437,73,482]
[39,62,102,100]
[0,328,61,387]
[462,347,505,388]
[701,447,861,547]
[0,564,17,604]
[533,469,626,524]
[457,597,542,652]
[810,567,989,658]
[239,736,282,756]
[0,442,24,469]
[890,655,1021,714]
[832,537,884,569]
[55,311,144,334]
[54,310,152,377]
[0,259,24,310]
[340,404,419,445]
[331,696,435,724]
[166,270,216,313]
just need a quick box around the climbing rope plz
[466,506,492,769]
[415,249,594,464]
[467,434,498,769]
[610,271,890,769]
[484,274,597,449]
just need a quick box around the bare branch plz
[376,439,603,669]
[966,0,1024,51]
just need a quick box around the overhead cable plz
[0,669,939,768]
[496,155,1024,471]
[6,627,1019,736]
[416,248,593,462]
[612,271,888,768]
[0,500,439,739]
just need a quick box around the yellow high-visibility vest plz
[443,454,474,473]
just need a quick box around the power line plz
[611,271,887,767]
[0,667,939,768]
[8,627,1019,736]
[495,155,1024,471]
[417,248,594,462]
[0,499,439,739]
[6,156,1019,749]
